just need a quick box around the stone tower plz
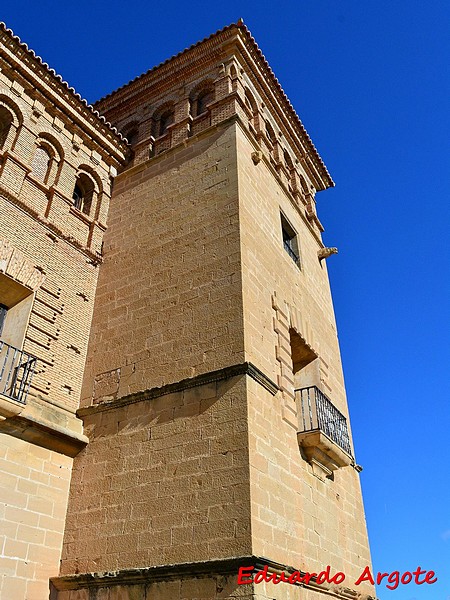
[49,23,372,600]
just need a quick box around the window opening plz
[245,90,255,113]
[0,286,35,405]
[125,128,138,146]
[159,110,174,136]
[196,90,213,116]
[281,213,300,266]
[265,120,275,144]
[72,185,83,209]
[0,107,13,149]
[244,90,256,129]
[72,174,95,216]
[284,150,293,171]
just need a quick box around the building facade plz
[0,21,127,599]
[0,21,375,600]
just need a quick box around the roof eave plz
[0,22,129,162]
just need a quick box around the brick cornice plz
[94,25,238,109]
[94,23,333,191]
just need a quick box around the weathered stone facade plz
[0,21,374,600]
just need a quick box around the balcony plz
[0,340,36,418]
[295,385,353,474]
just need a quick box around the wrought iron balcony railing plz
[0,340,36,404]
[295,385,352,457]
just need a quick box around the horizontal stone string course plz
[78,361,279,416]
[50,556,376,600]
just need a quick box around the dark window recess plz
[0,107,13,149]
[72,174,95,216]
[265,120,275,144]
[281,213,300,265]
[125,128,138,146]
[159,111,174,136]
[196,90,213,116]
[0,304,7,337]
[72,185,83,209]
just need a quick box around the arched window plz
[244,91,255,112]
[150,104,175,154]
[123,125,138,164]
[125,127,138,146]
[72,173,95,216]
[188,84,214,136]
[0,106,13,149]
[196,89,214,117]
[300,175,309,196]
[159,109,174,137]
[284,150,294,171]
[244,90,257,131]
[31,146,51,183]
[265,120,275,144]
[283,150,297,192]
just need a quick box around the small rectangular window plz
[281,213,300,267]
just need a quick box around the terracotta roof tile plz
[94,21,333,188]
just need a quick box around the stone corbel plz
[251,150,262,165]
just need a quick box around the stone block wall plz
[247,378,373,597]
[81,124,244,406]
[0,435,72,599]
[235,124,373,594]
[60,374,251,576]
[236,126,343,401]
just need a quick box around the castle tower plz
[0,23,127,599]
[51,23,375,600]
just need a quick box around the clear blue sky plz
[3,2,449,599]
